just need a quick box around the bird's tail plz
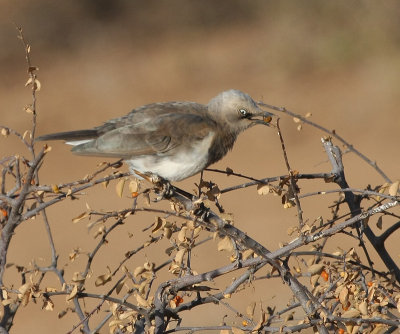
[35,129,98,142]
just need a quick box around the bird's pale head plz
[207,90,273,133]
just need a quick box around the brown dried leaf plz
[71,272,86,284]
[152,217,164,233]
[128,178,139,193]
[358,300,368,315]
[257,184,270,195]
[307,263,324,275]
[217,236,234,252]
[242,249,254,260]
[72,211,89,224]
[388,180,399,196]
[51,184,60,193]
[163,227,172,239]
[177,226,188,243]
[136,294,151,308]
[134,266,145,278]
[206,185,221,201]
[115,278,126,295]
[43,298,54,311]
[66,285,78,301]
[1,128,9,137]
[95,273,112,287]
[34,79,41,91]
[174,249,186,265]
[305,112,312,118]
[115,178,127,198]
[339,286,349,307]
[341,308,360,319]
[293,117,301,123]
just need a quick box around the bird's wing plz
[71,112,215,158]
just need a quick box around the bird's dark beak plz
[250,110,274,125]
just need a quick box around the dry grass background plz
[1,1,400,333]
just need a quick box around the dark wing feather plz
[71,112,216,158]
[35,129,99,142]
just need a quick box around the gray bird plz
[36,90,273,181]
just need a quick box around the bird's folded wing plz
[71,113,215,158]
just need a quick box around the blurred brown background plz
[1,1,400,333]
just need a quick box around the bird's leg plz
[133,170,174,201]
[151,175,174,201]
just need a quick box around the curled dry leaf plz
[95,272,112,287]
[71,272,86,284]
[163,227,172,239]
[242,249,254,260]
[133,266,145,278]
[128,178,139,193]
[66,285,78,301]
[388,180,399,196]
[177,226,188,243]
[72,211,89,224]
[257,184,270,195]
[358,300,368,315]
[217,236,234,252]
[339,286,349,308]
[307,263,325,275]
[115,178,127,198]
[152,217,164,233]
[206,185,221,201]
[42,298,54,311]
[174,249,186,265]
[136,293,151,308]
[341,308,360,319]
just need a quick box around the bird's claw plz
[153,176,174,202]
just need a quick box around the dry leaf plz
[177,226,188,243]
[134,266,145,278]
[136,294,151,308]
[66,285,78,301]
[115,178,127,198]
[152,217,164,233]
[43,298,54,311]
[305,112,312,118]
[217,236,234,252]
[257,184,270,195]
[293,117,301,123]
[341,308,360,319]
[389,180,399,196]
[115,278,126,295]
[51,184,60,193]
[72,211,89,224]
[174,249,186,265]
[358,300,368,315]
[339,286,349,307]
[307,263,324,275]
[128,178,139,193]
[95,273,112,287]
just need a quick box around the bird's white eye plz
[239,108,248,117]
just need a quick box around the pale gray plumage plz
[36,90,273,181]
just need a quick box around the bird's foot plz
[133,170,174,201]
